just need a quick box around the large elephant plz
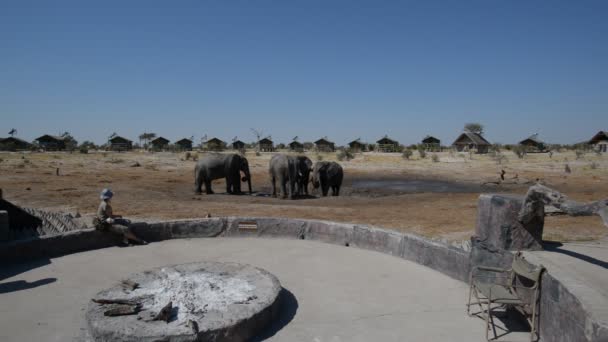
[195,153,252,194]
[312,161,343,196]
[269,154,299,199]
[295,156,313,196]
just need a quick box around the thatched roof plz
[258,138,273,144]
[519,134,544,146]
[151,137,170,144]
[315,138,334,145]
[289,141,303,147]
[35,134,65,142]
[1,137,31,145]
[422,135,440,144]
[109,136,132,143]
[452,132,490,146]
[206,137,225,144]
[589,131,608,144]
[377,136,398,145]
[175,138,193,145]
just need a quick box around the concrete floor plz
[1,238,505,342]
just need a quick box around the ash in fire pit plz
[86,262,281,342]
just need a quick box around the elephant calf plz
[195,153,252,195]
[269,154,314,199]
[312,161,343,196]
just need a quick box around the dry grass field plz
[0,149,606,242]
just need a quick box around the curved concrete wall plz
[0,217,604,341]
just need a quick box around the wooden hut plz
[589,131,608,153]
[258,138,274,152]
[108,136,133,151]
[376,136,399,152]
[232,140,245,150]
[150,137,170,150]
[289,141,304,152]
[175,138,193,151]
[205,137,226,151]
[314,138,335,152]
[0,137,31,151]
[519,134,546,152]
[348,139,365,152]
[452,132,491,154]
[421,136,441,151]
[35,135,66,151]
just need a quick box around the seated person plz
[94,188,147,245]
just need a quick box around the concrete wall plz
[0,217,605,341]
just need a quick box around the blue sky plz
[1,1,606,145]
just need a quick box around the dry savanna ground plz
[0,149,606,242]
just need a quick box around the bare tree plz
[464,123,484,135]
[8,128,17,137]
[250,128,264,152]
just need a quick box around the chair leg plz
[486,301,492,341]
[530,294,538,342]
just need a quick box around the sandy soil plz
[0,149,606,242]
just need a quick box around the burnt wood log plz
[103,304,141,316]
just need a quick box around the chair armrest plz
[472,266,509,274]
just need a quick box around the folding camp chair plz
[467,252,545,341]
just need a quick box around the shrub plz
[184,152,191,160]
[316,154,323,161]
[565,164,571,173]
[255,151,261,156]
[513,146,526,159]
[337,149,354,161]
[575,150,585,160]
[402,149,413,160]
[431,154,439,163]
[418,148,427,159]
[590,162,598,170]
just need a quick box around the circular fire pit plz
[85,262,281,342]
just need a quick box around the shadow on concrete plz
[476,308,531,341]
[252,287,298,341]
[0,258,52,281]
[0,277,57,294]
[543,242,608,270]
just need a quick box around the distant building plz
[35,135,66,151]
[589,131,608,153]
[108,136,133,151]
[0,137,31,151]
[205,137,226,151]
[421,135,441,151]
[314,138,335,152]
[258,138,274,152]
[452,132,491,154]
[175,138,193,151]
[519,134,546,152]
[232,140,245,150]
[150,137,170,150]
[376,136,399,152]
[289,141,304,152]
[348,139,365,152]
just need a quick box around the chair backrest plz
[511,253,545,283]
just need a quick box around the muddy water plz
[351,179,484,194]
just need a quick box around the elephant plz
[194,153,252,194]
[269,154,299,199]
[295,156,313,196]
[311,161,343,196]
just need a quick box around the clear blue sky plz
[1,1,606,145]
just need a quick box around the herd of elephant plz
[194,153,344,199]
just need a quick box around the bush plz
[184,152,191,160]
[316,154,323,161]
[431,154,439,163]
[336,149,354,161]
[402,149,413,160]
[565,164,571,173]
[513,146,526,159]
[575,150,585,159]
[79,147,89,154]
[418,148,427,159]
[590,162,598,170]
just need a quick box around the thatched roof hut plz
[452,132,491,153]
[589,131,607,153]
[348,139,365,152]
[314,138,335,152]
[519,134,546,152]
[289,141,304,152]
[150,137,170,150]
[35,135,66,151]
[205,137,226,151]
[376,136,399,152]
[258,138,274,152]
[421,135,441,151]
[108,136,133,151]
[0,137,31,151]
[232,140,245,150]
[175,138,193,151]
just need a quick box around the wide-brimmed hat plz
[100,188,114,200]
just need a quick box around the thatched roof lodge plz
[314,138,335,152]
[376,136,399,152]
[232,140,245,150]
[519,134,546,152]
[108,136,132,151]
[258,138,274,152]
[150,137,170,150]
[205,137,226,151]
[35,135,66,151]
[289,141,304,152]
[452,132,491,153]
[175,138,193,151]
[421,135,441,151]
[348,139,365,152]
[0,137,31,151]
[589,131,607,153]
